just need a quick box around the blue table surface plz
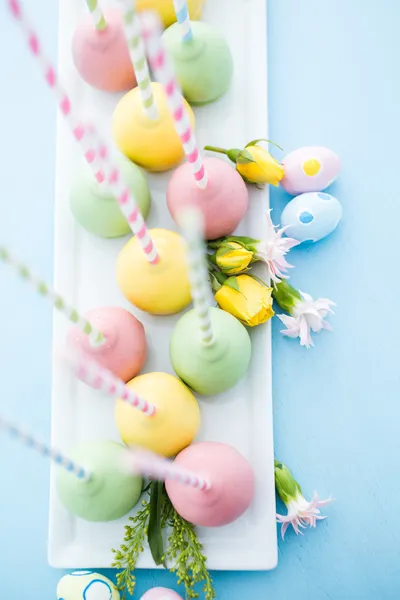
[1,0,400,598]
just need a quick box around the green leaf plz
[148,481,165,566]
[227,148,242,163]
[236,149,256,165]
[224,276,240,292]
[245,138,283,151]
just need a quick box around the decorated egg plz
[57,571,120,600]
[141,588,183,600]
[280,192,342,243]
[280,146,340,195]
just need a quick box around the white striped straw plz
[0,246,105,347]
[142,12,208,189]
[173,0,193,42]
[178,207,214,346]
[65,349,157,417]
[85,0,107,30]
[121,2,158,119]
[0,415,91,481]
[7,0,159,265]
[124,447,211,491]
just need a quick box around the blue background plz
[0,0,399,598]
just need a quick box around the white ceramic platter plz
[48,0,277,571]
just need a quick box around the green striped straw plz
[0,246,105,346]
[86,0,107,31]
[178,207,215,346]
[122,2,158,119]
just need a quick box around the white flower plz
[278,291,335,348]
[255,212,300,284]
[276,491,334,540]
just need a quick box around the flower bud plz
[215,274,274,327]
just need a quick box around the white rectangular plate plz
[49,0,277,571]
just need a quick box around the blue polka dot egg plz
[57,571,120,600]
[280,146,340,195]
[280,192,342,243]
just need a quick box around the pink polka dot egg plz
[280,146,341,196]
[141,589,183,600]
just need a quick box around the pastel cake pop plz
[125,442,255,527]
[70,154,151,238]
[136,0,205,28]
[67,307,147,383]
[115,372,200,457]
[116,228,192,315]
[112,5,195,172]
[166,442,255,527]
[167,157,249,239]
[72,7,136,92]
[169,208,251,396]
[163,19,233,105]
[141,589,183,600]
[0,249,147,382]
[58,572,120,600]
[56,440,142,521]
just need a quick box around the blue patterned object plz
[280,192,342,243]
[57,572,119,600]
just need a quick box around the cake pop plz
[70,154,151,238]
[115,372,200,457]
[136,0,205,28]
[57,440,142,522]
[163,20,233,105]
[125,442,255,527]
[72,7,136,92]
[141,589,183,600]
[57,572,120,600]
[67,307,147,383]
[116,229,191,315]
[167,157,249,239]
[169,207,251,395]
[111,5,195,172]
[0,249,147,382]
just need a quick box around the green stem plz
[204,145,228,155]
[272,280,302,314]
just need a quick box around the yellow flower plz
[215,274,274,327]
[236,145,284,186]
[215,242,253,275]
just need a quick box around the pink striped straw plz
[65,349,157,417]
[124,447,211,491]
[7,0,159,265]
[141,12,208,190]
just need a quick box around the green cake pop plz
[162,21,233,105]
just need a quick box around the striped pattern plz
[70,351,157,416]
[86,0,107,30]
[173,0,193,42]
[142,13,208,189]
[127,448,210,491]
[0,246,105,346]
[0,415,91,481]
[178,208,214,346]
[122,5,158,119]
[8,0,159,266]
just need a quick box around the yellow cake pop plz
[112,82,195,172]
[116,228,192,315]
[115,372,201,457]
[135,0,205,28]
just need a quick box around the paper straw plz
[124,447,210,491]
[86,0,107,31]
[0,415,91,481]
[142,13,208,189]
[173,0,193,42]
[122,3,158,119]
[7,0,159,265]
[0,246,105,346]
[65,349,157,417]
[178,208,214,345]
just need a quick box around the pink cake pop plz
[141,589,183,600]
[167,157,249,240]
[67,307,146,383]
[72,7,136,92]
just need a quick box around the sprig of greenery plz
[163,495,216,600]
[111,496,150,599]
